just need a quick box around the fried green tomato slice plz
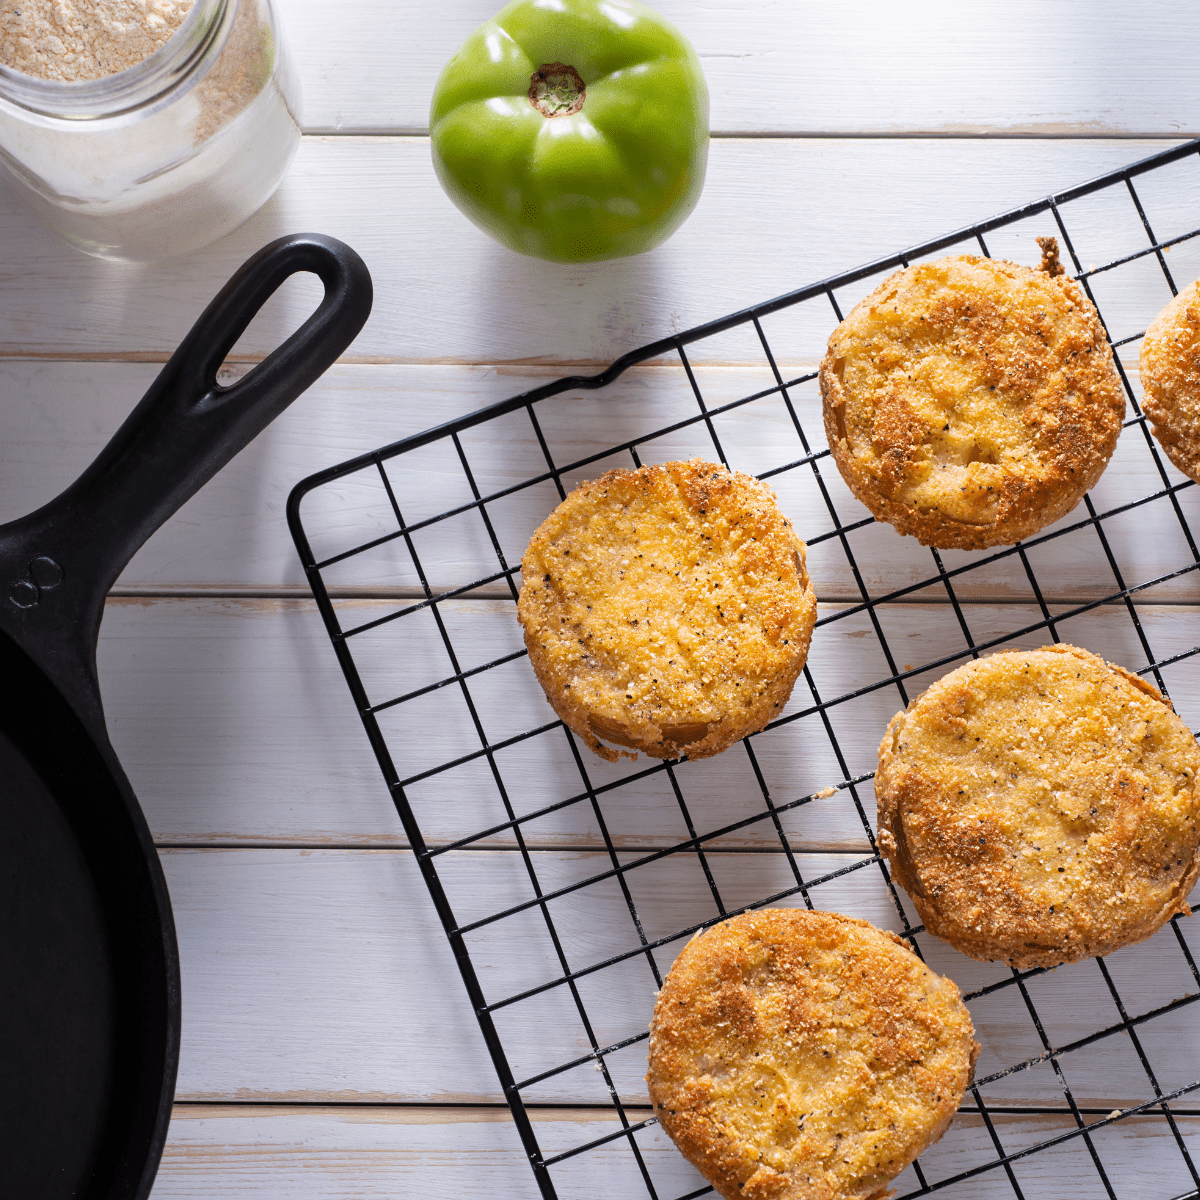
[647,909,978,1200]
[820,251,1124,549]
[517,460,816,761]
[877,644,1200,967]
[1140,277,1200,483]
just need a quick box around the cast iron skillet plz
[0,233,372,1198]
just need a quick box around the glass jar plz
[0,0,301,262]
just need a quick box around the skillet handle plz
[69,232,372,590]
[0,233,373,722]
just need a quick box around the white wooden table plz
[4,2,1200,1195]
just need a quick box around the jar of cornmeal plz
[0,0,301,260]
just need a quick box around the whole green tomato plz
[430,0,709,263]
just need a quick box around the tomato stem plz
[528,62,586,118]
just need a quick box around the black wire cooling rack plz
[288,138,1200,1199]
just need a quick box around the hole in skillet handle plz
[174,230,375,438]
[214,271,327,388]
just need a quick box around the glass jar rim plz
[0,0,231,121]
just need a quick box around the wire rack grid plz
[288,138,1200,1200]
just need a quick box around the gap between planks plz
[152,842,873,852]
[292,129,1196,141]
[168,1098,1200,1117]
[109,586,1199,607]
[0,353,1158,369]
[0,352,682,366]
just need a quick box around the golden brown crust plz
[876,644,1200,968]
[517,460,817,761]
[819,253,1125,549]
[646,909,979,1200]
[1139,279,1200,482]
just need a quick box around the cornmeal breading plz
[647,909,978,1200]
[876,644,1200,968]
[518,460,816,761]
[819,251,1125,549]
[1139,279,1200,482]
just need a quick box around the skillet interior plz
[0,628,176,1198]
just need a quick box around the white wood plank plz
[295,354,1200,604]
[158,1106,540,1199]
[0,138,1185,363]
[280,0,1200,138]
[101,597,391,847]
[8,355,1200,602]
[154,1104,1200,1199]
[165,847,1200,1111]
[108,599,1200,848]
[0,361,520,592]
